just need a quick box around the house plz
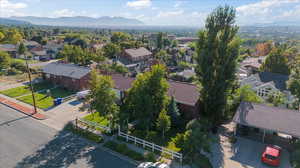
[0,44,17,57]
[42,63,91,91]
[233,102,300,142]
[121,47,152,63]
[175,37,198,44]
[44,40,63,58]
[111,74,200,119]
[239,56,266,75]
[240,72,295,104]
[24,41,41,50]
[30,47,48,60]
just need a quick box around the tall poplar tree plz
[196,6,240,126]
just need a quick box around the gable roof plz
[241,72,289,91]
[111,74,199,106]
[233,102,300,138]
[0,44,16,52]
[43,63,91,79]
[124,47,152,58]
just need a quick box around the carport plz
[233,102,300,142]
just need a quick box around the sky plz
[1,0,300,26]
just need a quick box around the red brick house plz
[111,74,200,119]
[42,63,91,91]
[121,47,152,63]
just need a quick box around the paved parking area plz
[211,136,292,168]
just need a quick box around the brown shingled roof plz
[124,47,152,58]
[111,74,199,106]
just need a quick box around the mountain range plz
[3,16,144,27]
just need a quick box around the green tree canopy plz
[124,64,169,130]
[196,6,240,126]
[102,43,121,60]
[0,51,11,70]
[156,109,171,138]
[111,32,131,44]
[261,47,290,75]
[167,96,181,126]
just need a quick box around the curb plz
[0,97,47,120]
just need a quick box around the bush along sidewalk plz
[103,140,158,163]
[66,123,104,143]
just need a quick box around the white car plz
[137,162,169,168]
[76,90,90,99]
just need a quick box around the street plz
[0,104,136,168]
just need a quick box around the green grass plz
[0,86,31,97]
[66,123,103,143]
[84,112,109,126]
[0,82,54,98]
[12,58,39,64]
[16,87,75,109]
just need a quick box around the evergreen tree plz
[157,32,164,50]
[195,6,240,126]
[156,109,171,138]
[167,96,181,126]
[18,42,26,55]
[261,47,290,75]
[0,51,11,70]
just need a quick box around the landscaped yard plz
[83,112,109,126]
[0,82,53,98]
[16,87,75,109]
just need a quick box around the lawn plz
[0,82,54,98]
[83,112,109,126]
[17,87,75,109]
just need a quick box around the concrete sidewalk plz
[0,96,47,120]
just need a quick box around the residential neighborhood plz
[1,1,300,168]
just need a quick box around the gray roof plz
[124,47,152,58]
[43,63,91,79]
[241,72,289,91]
[233,102,300,138]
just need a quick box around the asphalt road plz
[0,104,136,168]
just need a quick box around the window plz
[265,154,277,160]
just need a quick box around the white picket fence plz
[118,126,183,163]
[75,118,111,133]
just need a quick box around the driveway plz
[29,59,58,68]
[211,136,292,168]
[40,98,88,130]
[0,104,135,168]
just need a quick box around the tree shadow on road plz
[16,123,134,168]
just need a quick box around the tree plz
[124,64,169,130]
[111,32,131,44]
[261,48,290,75]
[88,71,119,128]
[157,32,164,50]
[234,85,263,103]
[156,109,171,138]
[59,45,94,65]
[0,51,11,70]
[288,57,300,105]
[181,119,212,163]
[167,96,181,126]
[18,42,26,55]
[195,6,240,126]
[155,50,170,64]
[103,43,121,61]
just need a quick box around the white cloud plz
[0,0,27,17]
[157,10,184,18]
[174,1,183,8]
[53,9,76,17]
[236,0,300,24]
[126,0,151,9]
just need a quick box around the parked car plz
[261,145,281,166]
[76,90,90,100]
[137,162,169,168]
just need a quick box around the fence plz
[62,94,77,102]
[117,126,183,163]
[75,118,111,133]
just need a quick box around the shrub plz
[192,153,213,168]
[7,68,22,75]
[103,140,145,161]
[11,60,27,72]
[67,124,103,143]
[144,152,156,162]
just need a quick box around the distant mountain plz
[0,18,32,25]
[250,21,300,27]
[9,16,144,27]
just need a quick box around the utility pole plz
[25,57,37,114]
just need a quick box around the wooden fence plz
[118,126,183,163]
